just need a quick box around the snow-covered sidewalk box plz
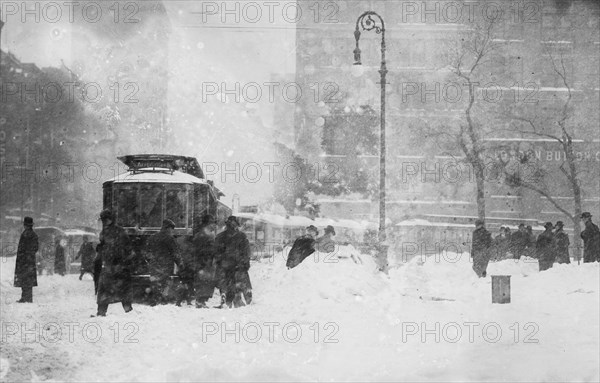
[0,251,598,382]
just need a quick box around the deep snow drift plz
[1,247,598,382]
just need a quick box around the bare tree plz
[418,19,501,220]
[502,49,594,262]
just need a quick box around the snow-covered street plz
[1,251,598,382]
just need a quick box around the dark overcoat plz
[471,227,492,277]
[214,229,252,302]
[147,230,179,279]
[14,227,39,287]
[581,221,600,263]
[96,223,134,305]
[509,231,529,259]
[214,229,251,271]
[78,242,96,272]
[54,243,66,275]
[193,228,217,298]
[286,236,316,269]
[553,230,570,264]
[536,229,555,271]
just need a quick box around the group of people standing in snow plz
[146,214,253,309]
[471,212,600,277]
[12,210,253,316]
[90,210,253,316]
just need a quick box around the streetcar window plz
[116,187,138,227]
[187,188,193,228]
[166,188,187,227]
[194,185,209,215]
[140,185,163,227]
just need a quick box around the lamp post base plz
[375,244,389,274]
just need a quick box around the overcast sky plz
[1,1,298,205]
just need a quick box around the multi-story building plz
[292,0,600,226]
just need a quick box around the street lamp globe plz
[351,63,365,77]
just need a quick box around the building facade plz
[292,0,600,226]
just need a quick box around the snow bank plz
[1,248,598,382]
[259,244,383,309]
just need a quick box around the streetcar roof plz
[396,219,474,228]
[63,229,98,237]
[395,219,548,231]
[118,154,204,178]
[104,170,209,185]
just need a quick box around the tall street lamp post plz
[353,11,388,272]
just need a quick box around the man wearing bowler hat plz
[316,225,336,254]
[287,225,319,269]
[94,209,134,316]
[14,217,39,303]
[537,222,555,271]
[193,214,218,308]
[580,212,600,263]
[214,216,252,308]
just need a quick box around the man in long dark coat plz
[54,237,66,276]
[14,217,39,303]
[553,221,570,264]
[537,222,555,271]
[580,212,600,263]
[471,219,492,278]
[193,214,217,308]
[286,225,318,269]
[94,209,134,316]
[492,227,509,261]
[175,235,196,306]
[93,254,102,295]
[510,224,529,260]
[214,216,252,308]
[76,235,96,280]
[147,219,180,305]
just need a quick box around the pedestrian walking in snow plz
[94,209,134,316]
[287,225,318,269]
[580,212,600,263]
[471,219,492,278]
[54,236,66,276]
[147,219,181,305]
[76,235,96,280]
[537,222,555,271]
[14,217,39,303]
[553,221,570,264]
[192,214,218,308]
[214,216,252,308]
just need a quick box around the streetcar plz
[102,154,231,301]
